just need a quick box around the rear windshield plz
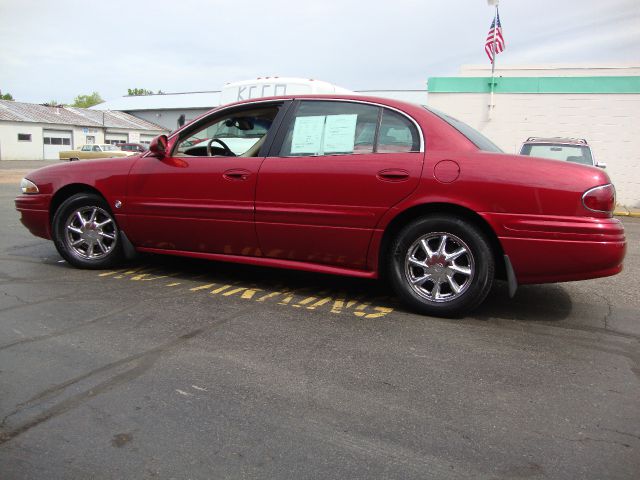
[424,106,503,153]
[520,143,593,166]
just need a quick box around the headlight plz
[20,178,39,194]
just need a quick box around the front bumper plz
[15,194,52,240]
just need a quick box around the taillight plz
[582,183,616,214]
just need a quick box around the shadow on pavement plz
[475,281,572,323]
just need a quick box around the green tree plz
[127,88,153,96]
[0,91,14,101]
[71,92,104,108]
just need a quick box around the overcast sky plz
[1,0,638,104]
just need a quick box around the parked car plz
[16,95,626,317]
[58,144,131,161]
[119,143,148,153]
[519,137,606,168]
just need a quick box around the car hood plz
[25,156,140,183]
[23,156,142,196]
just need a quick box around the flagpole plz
[489,2,499,119]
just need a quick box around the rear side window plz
[278,101,421,156]
[378,109,420,153]
[279,101,379,156]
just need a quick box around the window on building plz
[18,133,32,141]
[44,135,71,146]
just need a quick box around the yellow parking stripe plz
[99,268,395,319]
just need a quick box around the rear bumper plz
[483,213,626,284]
[15,194,52,240]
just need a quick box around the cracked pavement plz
[0,179,639,479]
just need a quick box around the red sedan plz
[15,95,626,316]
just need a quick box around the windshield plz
[424,106,503,153]
[520,143,593,166]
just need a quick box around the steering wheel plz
[207,138,235,157]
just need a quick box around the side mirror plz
[596,161,607,169]
[149,135,168,158]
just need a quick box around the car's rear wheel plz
[388,216,494,317]
[52,193,123,269]
[69,157,79,162]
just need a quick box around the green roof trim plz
[427,76,640,94]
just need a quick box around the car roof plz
[214,93,425,113]
[523,137,589,146]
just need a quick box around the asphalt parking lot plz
[0,169,639,479]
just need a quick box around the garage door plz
[43,130,73,160]
[140,134,156,145]
[105,133,128,145]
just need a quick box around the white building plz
[0,100,168,161]
[427,65,640,208]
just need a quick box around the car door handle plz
[377,169,410,182]
[223,169,251,181]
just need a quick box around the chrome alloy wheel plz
[404,232,475,303]
[64,206,117,260]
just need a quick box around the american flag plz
[485,11,505,63]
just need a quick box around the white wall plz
[0,122,44,160]
[428,92,640,208]
[73,127,104,147]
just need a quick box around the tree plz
[127,88,153,96]
[0,91,14,101]
[71,92,104,108]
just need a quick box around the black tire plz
[70,157,79,162]
[52,192,123,269]
[387,215,494,317]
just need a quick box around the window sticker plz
[323,114,357,153]
[291,115,325,154]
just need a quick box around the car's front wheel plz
[388,216,495,317]
[52,193,123,269]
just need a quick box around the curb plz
[614,210,640,218]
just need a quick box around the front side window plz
[81,145,92,151]
[174,106,280,157]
